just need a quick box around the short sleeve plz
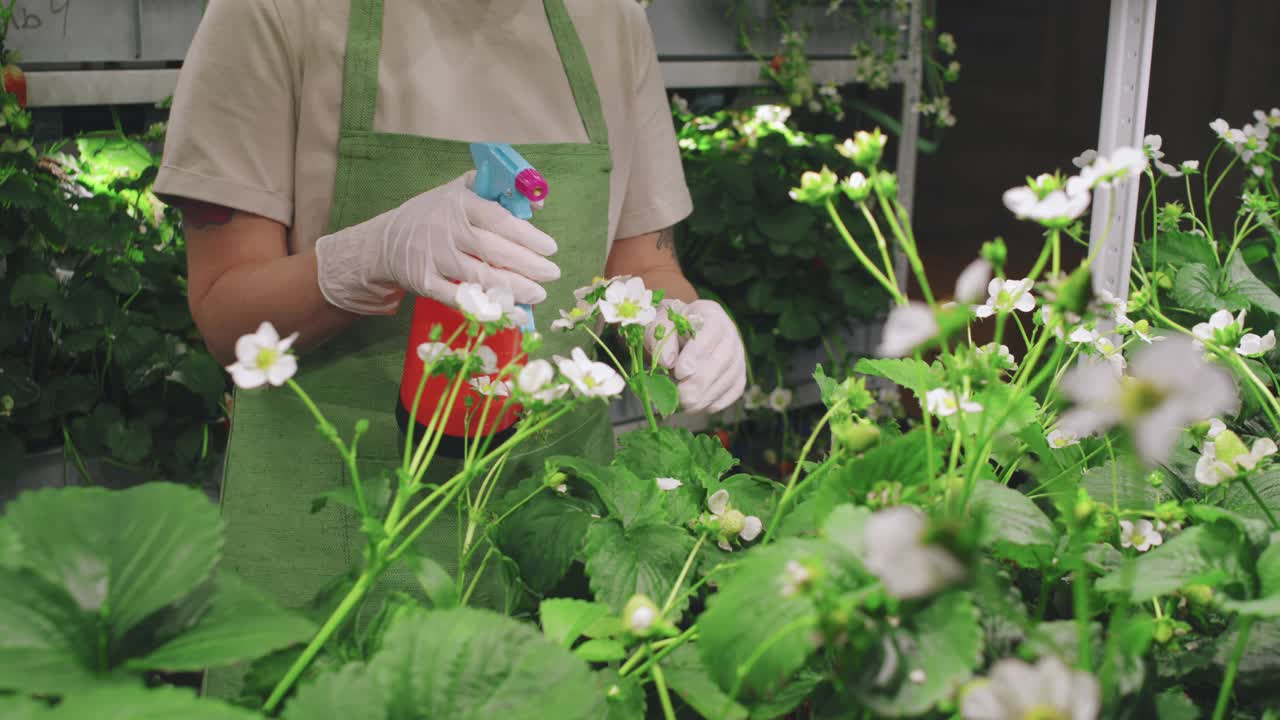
[153,0,297,226]
[613,5,693,240]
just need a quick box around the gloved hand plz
[644,298,747,414]
[314,171,560,315]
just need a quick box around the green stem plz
[826,199,905,305]
[859,202,907,302]
[875,190,936,305]
[663,534,707,615]
[620,625,698,679]
[1212,617,1253,720]
[764,402,842,541]
[264,571,375,713]
[459,546,496,607]
[1073,565,1092,672]
[650,650,678,720]
[286,379,364,517]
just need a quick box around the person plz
[154,0,747,698]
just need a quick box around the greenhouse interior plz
[4,1,1280,718]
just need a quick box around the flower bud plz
[1182,584,1214,605]
[1213,430,1250,467]
[833,419,881,453]
[1075,495,1095,522]
[838,128,888,168]
[841,172,871,203]
[623,595,661,637]
[544,470,568,489]
[873,170,898,199]
[719,509,747,537]
[789,166,839,206]
[980,238,1007,271]
[1154,618,1175,644]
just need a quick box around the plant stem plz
[264,571,375,713]
[620,625,699,679]
[650,650,678,720]
[1073,566,1092,672]
[764,402,841,541]
[1212,617,1253,720]
[825,199,906,305]
[286,379,364,516]
[663,534,707,615]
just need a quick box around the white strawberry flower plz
[1072,148,1098,169]
[743,384,768,411]
[227,322,299,389]
[1002,186,1090,227]
[1047,428,1080,449]
[417,341,453,364]
[768,387,794,413]
[1195,432,1278,486]
[656,477,683,491]
[1210,117,1235,141]
[863,506,966,599]
[1237,330,1276,357]
[955,259,993,304]
[975,278,1036,318]
[1119,519,1163,552]
[926,388,983,417]
[1056,337,1238,465]
[468,376,512,398]
[1180,160,1201,174]
[599,277,657,326]
[706,489,763,551]
[516,359,570,403]
[1066,146,1148,196]
[976,342,1017,371]
[1068,326,1099,345]
[1254,108,1280,128]
[876,301,938,357]
[555,347,626,398]
[551,300,596,332]
[1192,309,1247,347]
[960,655,1100,720]
[475,345,499,374]
[1093,335,1126,372]
[455,283,526,326]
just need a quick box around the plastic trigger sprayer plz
[395,143,549,455]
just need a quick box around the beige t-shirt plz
[154,0,692,255]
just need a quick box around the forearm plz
[192,250,363,365]
[605,225,697,302]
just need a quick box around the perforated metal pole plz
[892,0,924,289]
[1089,0,1158,303]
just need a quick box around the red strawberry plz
[712,428,732,450]
[3,64,26,108]
[769,55,784,73]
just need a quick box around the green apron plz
[207,0,615,698]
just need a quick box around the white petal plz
[707,489,730,515]
[228,363,267,390]
[740,515,763,542]
[265,354,298,386]
[656,477,683,491]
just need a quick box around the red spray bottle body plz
[395,143,548,455]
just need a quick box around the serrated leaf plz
[583,520,694,614]
[172,351,227,398]
[708,473,780,527]
[9,273,59,308]
[614,426,737,492]
[282,607,602,720]
[970,480,1057,568]
[1224,467,1280,523]
[857,592,984,716]
[812,429,940,523]
[697,539,831,699]
[1153,689,1201,720]
[1139,231,1219,271]
[1227,252,1280,316]
[853,357,940,401]
[1213,618,1280,689]
[1080,461,1161,510]
[1171,263,1225,314]
[554,456,662,529]
[574,638,627,662]
[971,383,1040,437]
[662,643,749,720]
[1097,521,1250,602]
[126,571,315,671]
[1220,540,1280,617]
[494,489,595,595]
[541,598,611,648]
[0,567,103,694]
[102,263,142,295]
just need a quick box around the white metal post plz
[1089,0,1158,303]
[892,0,924,288]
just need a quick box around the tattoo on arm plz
[178,199,239,229]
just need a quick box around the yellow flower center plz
[618,300,640,319]
[255,347,279,370]
[1022,706,1066,720]
[1120,378,1167,417]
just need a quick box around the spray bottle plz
[395,143,549,456]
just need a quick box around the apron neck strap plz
[339,0,609,146]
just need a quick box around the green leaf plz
[583,520,694,615]
[1097,521,1250,602]
[662,644,749,720]
[104,417,152,465]
[857,592,984,716]
[0,519,20,569]
[9,272,59,308]
[282,607,603,720]
[778,305,821,340]
[1080,461,1161,510]
[615,426,737,492]
[0,567,104,694]
[3,484,222,641]
[554,456,662,529]
[1220,541,1280,617]
[541,598,611,648]
[44,685,263,719]
[494,489,595,596]
[597,670,646,720]
[102,263,142,295]
[0,696,49,720]
[821,504,872,562]
[637,372,679,416]
[125,571,315,672]
[172,351,227,399]
[574,638,627,662]
[812,429,940,522]
[697,539,834,698]
[1153,689,1201,720]
[1140,231,1219,271]
[970,480,1057,568]
[853,357,940,402]
[1227,252,1280,316]
[971,383,1040,437]
[1214,618,1280,689]
[1224,468,1280,523]
[709,473,781,526]
[401,553,459,610]
[1170,263,1226,314]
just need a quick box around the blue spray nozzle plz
[470,142,545,334]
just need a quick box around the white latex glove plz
[644,298,747,414]
[314,171,559,315]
